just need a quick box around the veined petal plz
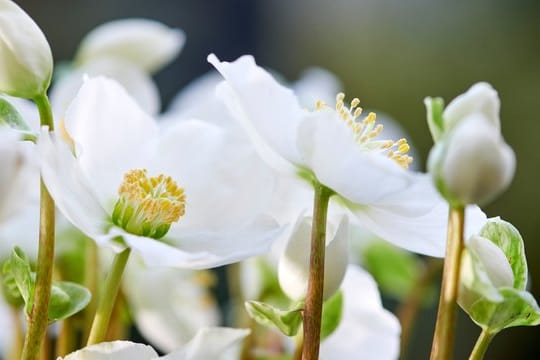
[39,130,109,239]
[320,265,400,360]
[443,82,500,131]
[209,54,305,174]
[64,76,158,210]
[51,58,160,116]
[75,19,185,74]
[60,341,158,360]
[162,328,250,360]
[297,109,410,204]
[152,120,275,232]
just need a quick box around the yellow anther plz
[315,100,326,110]
[114,169,186,239]
[353,107,363,119]
[350,98,360,108]
[336,92,345,102]
[398,143,410,154]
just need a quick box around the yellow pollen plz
[315,93,414,169]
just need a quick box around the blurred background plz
[18,0,540,358]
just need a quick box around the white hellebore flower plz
[209,54,453,257]
[427,82,515,206]
[75,19,185,74]
[39,76,280,269]
[60,328,250,360]
[319,265,401,360]
[0,0,53,98]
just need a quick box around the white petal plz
[297,109,411,204]
[443,82,500,131]
[60,341,158,360]
[123,261,219,352]
[152,120,275,233]
[64,76,158,210]
[209,54,305,174]
[278,215,349,301]
[320,265,400,360]
[75,19,185,73]
[162,327,250,360]
[441,114,515,205]
[51,58,160,116]
[468,235,514,288]
[38,130,108,239]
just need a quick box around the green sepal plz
[468,288,540,333]
[48,281,91,322]
[478,218,527,290]
[245,300,304,336]
[424,97,445,142]
[0,97,30,131]
[6,247,34,314]
[320,290,343,340]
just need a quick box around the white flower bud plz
[278,215,349,301]
[428,83,515,206]
[0,0,53,98]
[75,19,185,74]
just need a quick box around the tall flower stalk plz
[302,184,332,360]
[21,94,55,360]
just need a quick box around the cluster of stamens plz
[315,93,413,169]
[112,169,186,239]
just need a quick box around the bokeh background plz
[18,0,540,358]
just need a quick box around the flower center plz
[315,93,413,169]
[112,169,186,239]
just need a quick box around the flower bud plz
[0,0,53,98]
[427,83,515,206]
[278,215,349,301]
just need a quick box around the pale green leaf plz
[245,300,304,336]
[320,290,343,340]
[425,97,445,142]
[48,281,91,322]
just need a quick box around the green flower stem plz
[293,331,304,360]
[398,258,443,360]
[469,330,495,360]
[430,206,465,360]
[301,184,332,360]
[83,238,99,341]
[21,94,56,360]
[87,247,131,345]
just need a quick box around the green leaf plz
[320,291,343,340]
[479,218,527,290]
[0,97,30,131]
[7,247,35,314]
[1,259,25,307]
[245,300,304,336]
[362,241,421,301]
[467,288,540,333]
[48,281,91,322]
[424,97,445,142]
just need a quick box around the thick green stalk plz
[87,247,131,345]
[21,94,56,360]
[430,206,465,360]
[301,184,332,360]
[469,330,495,360]
[83,238,99,341]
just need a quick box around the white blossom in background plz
[0,0,52,98]
[39,76,281,269]
[319,265,401,360]
[123,260,220,352]
[59,328,249,360]
[427,82,515,206]
[51,19,185,116]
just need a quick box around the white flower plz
[123,261,220,352]
[75,19,185,74]
[39,76,280,269]
[60,328,250,360]
[278,215,349,301]
[208,54,471,257]
[427,82,515,206]
[319,265,401,360]
[0,0,53,98]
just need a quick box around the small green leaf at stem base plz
[245,300,304,337]
[320,290,343,341]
